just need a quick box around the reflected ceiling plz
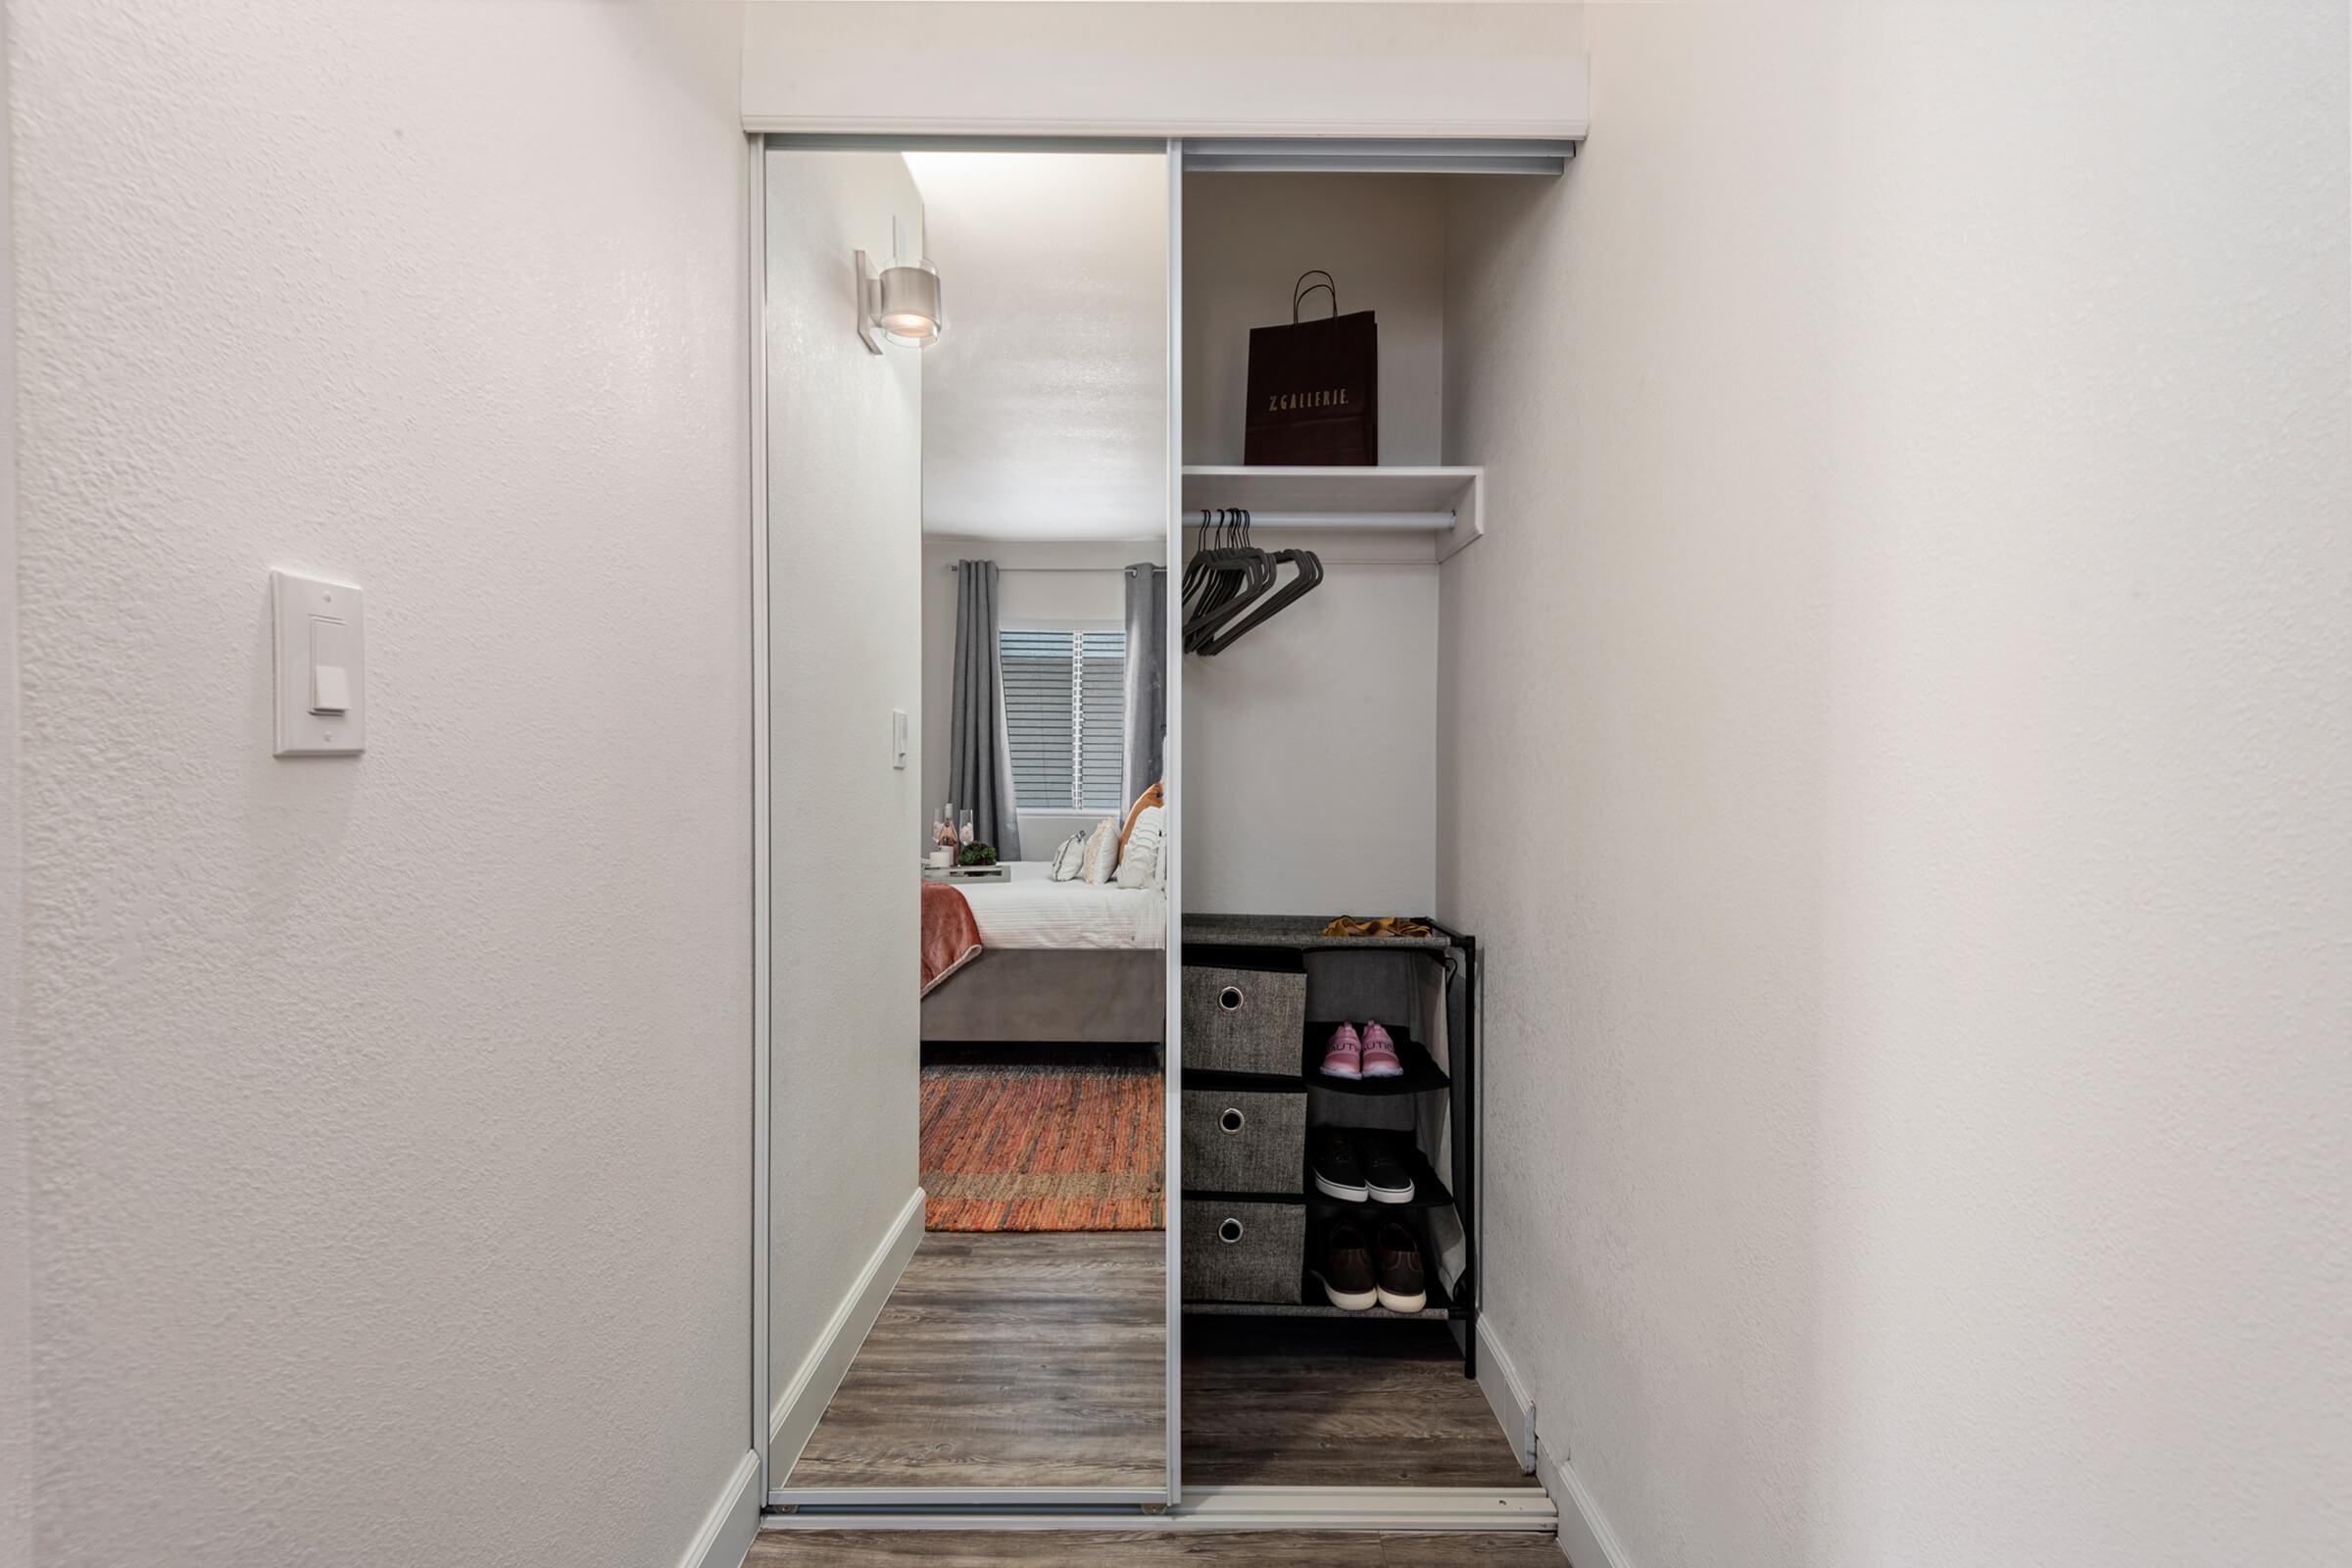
[904,151,1167,542]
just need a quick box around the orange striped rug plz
[920,1061,1164,1233]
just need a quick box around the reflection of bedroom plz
[917,536,1169,1236]
[906,151,1171,1250]
[776,146,1174,1497]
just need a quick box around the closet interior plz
[1173,163,1530,1490]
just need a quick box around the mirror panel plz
[763,141,1171,1500]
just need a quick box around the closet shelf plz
[1184,1273,1461,1323]
[1183,1148,1455,1213]
[1185,912,1463,955]
[1305,1144,1455,1211]
[1302,1028,1449,1095]
[1181,466,1485,561]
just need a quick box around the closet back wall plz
[1183,559,1439,916]
[1181,173,1444,917]
[1184,173,1445,465]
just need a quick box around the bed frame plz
[919,949,1165,1044]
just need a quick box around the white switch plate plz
[892,709,909,770]
[271,569,365,757]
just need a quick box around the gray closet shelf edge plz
[1184,912,1461,953]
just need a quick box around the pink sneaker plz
[1359,1021,1403,1078]
[1320,1023,1363,1080]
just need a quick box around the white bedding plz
[951,861,1167,951]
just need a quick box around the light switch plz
[892,709,909,770]
[308,616,351,714]
[272,570,365,757]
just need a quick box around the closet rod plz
[1188,511,1456,532]
[938,557,1421,569]
[935,563,1154,572]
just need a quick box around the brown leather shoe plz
[1374,1223,1427,1312]
[1311,1222,1378,1311]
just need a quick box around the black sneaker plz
[1310,1127,1368,1202]
[1312,1222,1379,1311]
[1359,1135,1416,1204]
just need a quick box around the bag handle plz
[1292,270,1338,323]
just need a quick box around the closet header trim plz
[1182,139,1573,176]
[742,3,1591,141]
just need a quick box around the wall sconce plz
[857,250,946,354]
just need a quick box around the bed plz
[920,862,1166,1044]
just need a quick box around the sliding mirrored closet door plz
[760,137,1177,1505]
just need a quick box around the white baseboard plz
[766,1187,926,1492]
[1477,1316,1538,1474]
[677,1450,762,1568]
[1538,1442,1635,1568]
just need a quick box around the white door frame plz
[747,129,773,1499]
[1159,133,1186,1510]
[747,129,1562,1534]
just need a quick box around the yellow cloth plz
[1320,915,1435,940]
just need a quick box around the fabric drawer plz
[1182,951,1306,1077]
[1182,1085,1306,1196]
[1181,1198,1305,1304]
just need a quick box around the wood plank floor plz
[785,1233,1530,1494]
[751,1531,1559,1565]
[784,1230,1167,1491]
[1182,1318,1533,1489]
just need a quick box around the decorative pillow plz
[1117,780,1164,858]
[1115,805,1164,889]
[1049,829,1090,882]
[1079,817,1120,885]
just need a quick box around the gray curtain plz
[1123,563,1167,798]
[949,560,1023,859]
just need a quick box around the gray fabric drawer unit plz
[1182,949,1306,1076]
[1181,1085,1305,1195]
[1181,1197,1305,1303]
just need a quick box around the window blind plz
[999,627,1127,812]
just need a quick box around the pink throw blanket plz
[920,882,983,997]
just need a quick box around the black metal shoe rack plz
[1177,912,1481,1376]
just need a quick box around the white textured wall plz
[765,149,926,1439]
[0,2,28,1559]
[1441,5,2351,1566]
[10,4,753,1565]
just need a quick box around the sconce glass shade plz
[876,257,945,346]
